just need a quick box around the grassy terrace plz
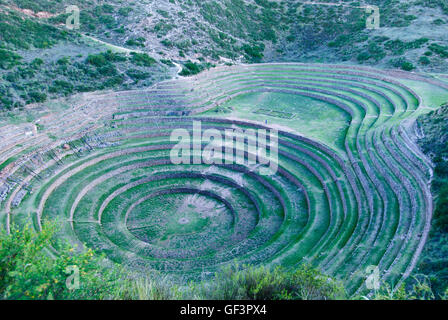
[1,63,447,296]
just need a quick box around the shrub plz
[118,7,133,17]
[179,61,203,76]
[242,43,265,62]
[429,43,448,58]
[0,49,22,69]
[160,59,174,66]
[98,64,118,76]
[86,54,107,67]
[126,69,150,81]
[49,80,74,95]
[328,35,351,48]
[364,277,435,300]
[86,51,126,68]
[27,91,47,103]
[125,38,146,47]
[401,61,415,71]
[154,21,174,35]
[130,53,157,67]
[194,264,344,300]
[390,57,415,71]
[357,51,371,62]
[419,56,431,65]
[0,223,123,300]
[102,50,128,63]
[30,58,44,69]
[103,75,124,87]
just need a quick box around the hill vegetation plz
[0,222,344,300]
[1,0,448,109]
[416,103,448,298]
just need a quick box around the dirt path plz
[82,35,144,54]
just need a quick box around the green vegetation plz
[130,52,157,67]
[179,61,203,76]
[417,104,448,298]
[179,60,214,76]
[390,57,416,71]
[0,222,342,300]
[196,264,344,300]
[0,49,164,109]
[1,221,446,300]
[429,43,448,58]
[0,0,446,72]
[0,49,22,69]
[0,0,447,109]
[0,9,70,50]
[416,0,448,14]
[361,277,443,300]
[125,37,146,47]
[0,222,122,300]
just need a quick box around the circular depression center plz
[125,190,235,249]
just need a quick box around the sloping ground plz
[2,0,448,110]
[0,63,447,295]
[415,104,448,297]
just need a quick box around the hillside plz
[1,0,448,109]
[416,103,448,298]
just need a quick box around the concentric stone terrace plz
[1,64,447,294]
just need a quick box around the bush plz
[160,59,174,66]
[0,223,123,300]
[125,38,146,47]
[118,7,133,17]
[86,51,127,67]
[130,53,157,67]
[194,264,344,300]
[0,49,22,69]
[401,61,415,71]
[126,69,150,80]
[242,43,265,62]
[49,80,74,95]
[419,56,431,65]
[364,278,436,300]
[27,91,47,103]
[179,61,203,76]
[86,54,107,67]
[98,64,118,76]
[390,57,415,71]
[357,51,371,62]
[30,58,44,69]
[429,43,448,58]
